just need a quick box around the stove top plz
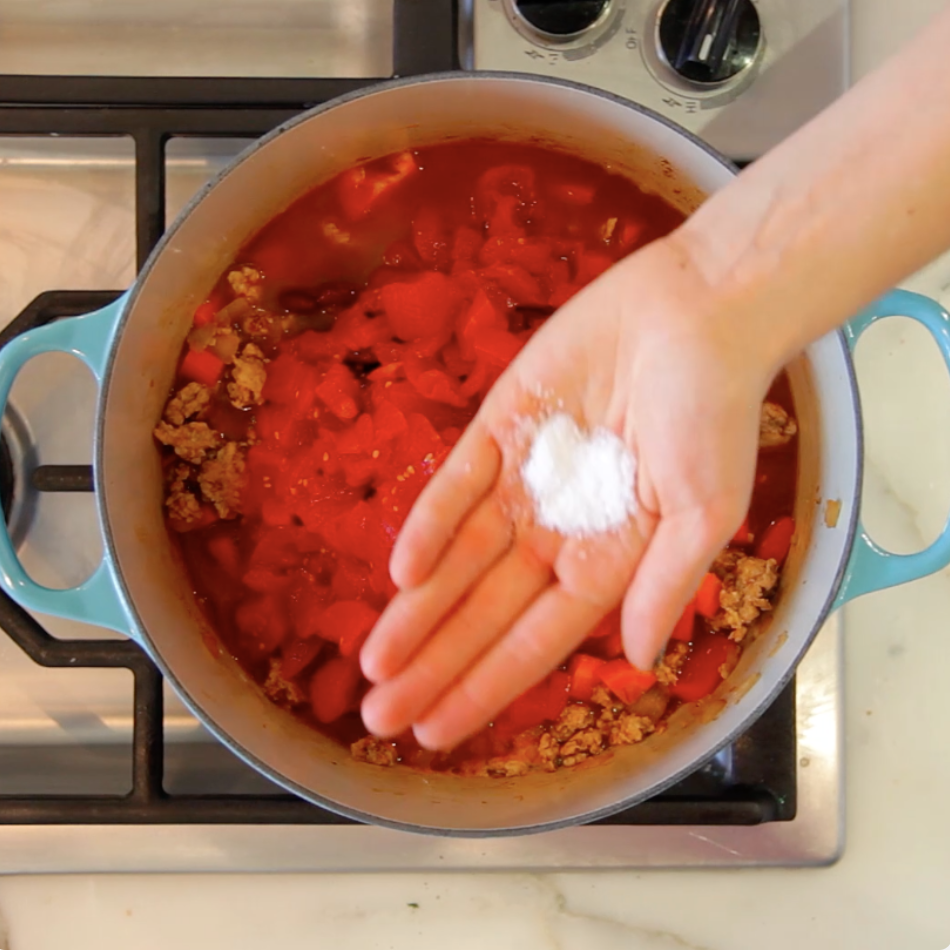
[0,0,844,871]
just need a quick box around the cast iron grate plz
[0,0,796,825]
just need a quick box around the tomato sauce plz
[156,140,799,776]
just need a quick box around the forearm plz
[675,3,950,371]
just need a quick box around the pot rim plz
[95,70,863,836]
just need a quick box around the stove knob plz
[512,0,612,41]
[657,0,762,86]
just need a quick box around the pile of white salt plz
[521,412,637,537]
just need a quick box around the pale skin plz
[360,4,950,751]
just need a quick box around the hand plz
[359,234,780,751]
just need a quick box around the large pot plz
[1,74,949,836]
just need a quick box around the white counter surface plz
[2,1,950,947]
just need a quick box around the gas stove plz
[0,0,845,871]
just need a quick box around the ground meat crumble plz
[198,442,246,519]
[712,553,780,642]
[164,381,210,426]
[351,735,399,767]
[228,343,267,409]
[154,420,220,464]
[759,401,798,448]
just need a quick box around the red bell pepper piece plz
[670,636,739,703]
[670,599,696,642]
[598,659,657,705]
[756,516,795,565]
[498,670,571,733]
[309,656,363,723]
[568,653,606,702]
[179,348,224,387]
[695,573,723,620]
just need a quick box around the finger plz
[620,507,729,671]
[361,535,554,738]
[389,419,501,589]
[413,586,606,751]
[360,493,513,684]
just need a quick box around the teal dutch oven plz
[0,73,948,835]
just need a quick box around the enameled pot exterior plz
[2,74,950,835]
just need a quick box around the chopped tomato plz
[473,327,525,368]
[338,150,418,220]
[670,635,739,703]
[317,600,380,657]
[552,181,595,205]
[756,516,795,565]
[568,653,606,702]
[381,272,465,342]
[315,363,361,420]
[695,573,723,620]
[598,659,657,705]
[179,348,224,386]
[310,656,363,723]
[457,289,504,361]
[670,599,696,642]
[234,596,289,659]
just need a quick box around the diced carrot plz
[192,301,217,328]
[310,656,363,723]
[670,636,738,703]
[695,573,723,620]
[670,599,696,642]
[756,516,795,565]
[568,653,606,702]
[598,659,657,705]
[180,348,224,386]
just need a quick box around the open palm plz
[360,235,776,751]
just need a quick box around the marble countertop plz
[2,1,950,947]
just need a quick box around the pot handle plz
[834,288,950,607]
[0,294,136,637]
